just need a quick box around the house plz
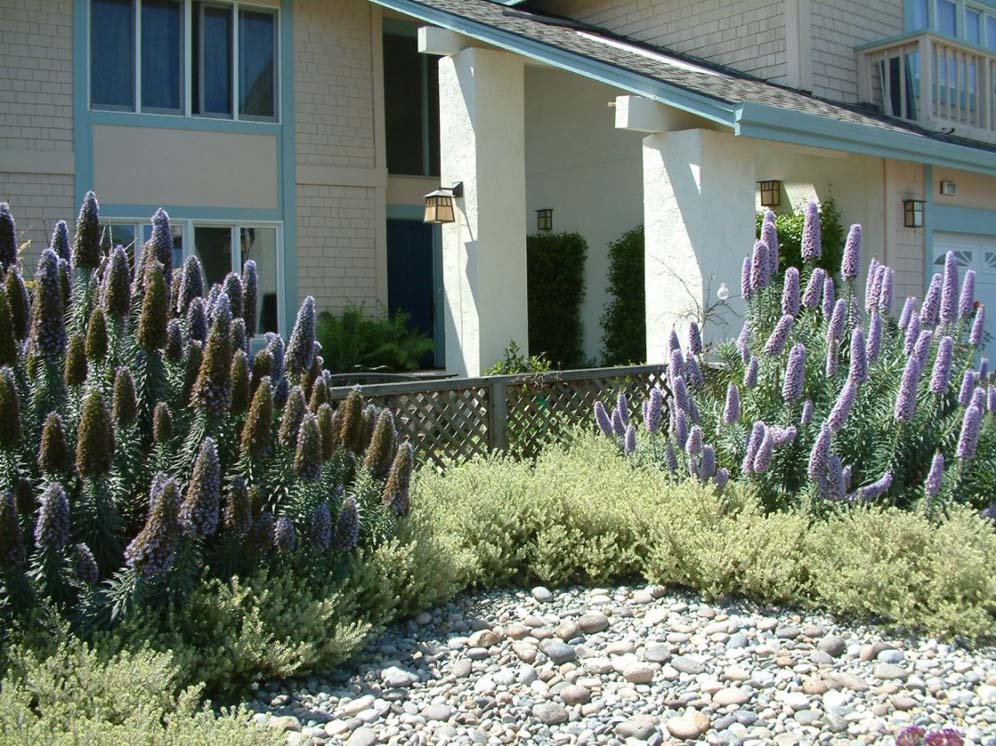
[3,0,996,374]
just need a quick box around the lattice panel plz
[351,386,491,468]
[505,370,667,457]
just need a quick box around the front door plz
[387,219,440,368]
[933,233,996,362]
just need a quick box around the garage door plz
[933,233,996,362]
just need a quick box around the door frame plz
[386,205,444,368]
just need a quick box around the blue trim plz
[735,102,996,177]
[924,164,935,294]
[99,204,283,221]
[931,203,996,233]
[88,110,282,134]
[279,0,297,339]
[73,0,92,207]
[367,0,737,127]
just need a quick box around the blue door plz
[387,219,441,368]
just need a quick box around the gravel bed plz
[249,585,996,745]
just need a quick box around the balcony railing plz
[857,32,996,144]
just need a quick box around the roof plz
[370,0,996,177]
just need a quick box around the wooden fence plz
[328,364,666,467]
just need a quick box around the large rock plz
[667,712,709,740]
[615,714,658,740]
[381,666,418,688]
[531,586,553,603]
[817,635,847,657]
[672,656,706,675]
[532,702,569,725]
[577,612,610,634]
[713,687,752,706]
[540,639,577,664]
[623,662,658,684]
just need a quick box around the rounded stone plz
[817,636,847,657]
[713,688,753,707]
[666,715,708,740]
[540,639,577,664]
[560,684,591,705]
[615,714,658,740]
[532,702,569,725]
[421,704,454,722]
[531,587,554,603]
[577,612,610,634]
[623,662,658,684]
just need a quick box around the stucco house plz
[3,0,996,375]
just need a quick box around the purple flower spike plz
[782,343,806,403]
[771,426,797,447]
[761,214,779,277]
[736,322,751,363]
[913,330,933,372]
[980,357,989,383]
[898,296,917,331]
[920,273,942,326]
[828,378,857,432]
[750,241,770,291]
[959,269,976,319]
[808,424,831,480]
[645,387,664,433]
[924,452,945,498]
[894,356,922,422]
[802,267,825,310]
[752,428,774,473]
[764,314,794,356]
[741,256,752,300]
[865,259,880,313]
[801,202,821,262]
[700,445,716,479]
[617,392,630,426]
[611,407,626,437]
[687,321,702,356]
[744,357,759,389]
[866,312,883,364]
[988,385,996,412]
[673,410,689,449]
[715,468,730,491]
[959,370,975,407]
[827,456,846,499]
[672,376,691,413]
[801,399,814,425]
[940,251,959,325]
[624,424,637,456]
[34,483,69,552]
[866,264,884,314]
[686,425,703,457]
[274,516,297,552]
[877,267,894,315]
[930,336,954,395]
[666,329,682,361]
[685,356,704,388]
[782,267,800,317]
[970,305,986,347]
[849,327,867,384]
[858,471,893,502]
[904,315,921,356]
[723,383,741,425]
[825,344,838,378]
[822,275,835,319]
[665,440,679,473]
[594,401,613,437]
[827,299,846,344]
[956,404,984,460]
[841,224,862,280]
[743,422,766,474]
[668,348,684,387]
[972,386,986,413]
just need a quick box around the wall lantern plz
[758,180,782,208]
[536,208,554,232]
[940,179,958,196]
[423,182,464,224]
[903,198,925,228]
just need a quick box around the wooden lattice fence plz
[328,365,667,467]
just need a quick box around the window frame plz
[101,217,285,338]
[383,21,440,178]
[88,0,280,123]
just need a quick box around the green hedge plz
[527,232,586,368]
[599,225,645,366]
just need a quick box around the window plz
[938,0,957,36]
[966,8,982,44]
[90,0,278,121]
[383,25,440,177]
[987,16,996,50]
[912,0,929,30]
[99,219,281,335]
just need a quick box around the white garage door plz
[934,233,996,362]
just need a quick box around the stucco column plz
[437,47,528,377]
[642,129,755,362]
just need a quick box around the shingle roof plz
[394,0,996,155]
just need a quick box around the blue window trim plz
[73,0,297,336]
[386,204,444,368]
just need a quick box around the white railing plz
[857,32,996,144]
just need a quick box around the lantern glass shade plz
[424,190,456,224]
[758,180,781,208]
[536,208,553,232]
[903,199,924,228]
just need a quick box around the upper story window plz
[90,0,278,121]
[383,23,440,177]
[910,0,996,51]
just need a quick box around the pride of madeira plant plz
[595,202,996,516]
[0,194,414,628]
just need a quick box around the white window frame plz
[89,0,280,123]
[101,218,285,338]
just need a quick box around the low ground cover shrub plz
[416,433,996,640]
[315,304,433,372]
[595,205,996,516]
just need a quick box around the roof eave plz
[368,0,738,127]
[735,102,996,177]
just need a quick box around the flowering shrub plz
[896,725,964,746]
[595,204,996,514]
[0,195,414,628]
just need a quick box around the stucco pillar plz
[642,129,755,362]
[437,47,528,377]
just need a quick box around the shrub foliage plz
[526,231,587,368]
[595,205,996,516]
[0,195,415,636]
[315,304,434,372]
[599,225,645,365]
[755,197,845,277]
